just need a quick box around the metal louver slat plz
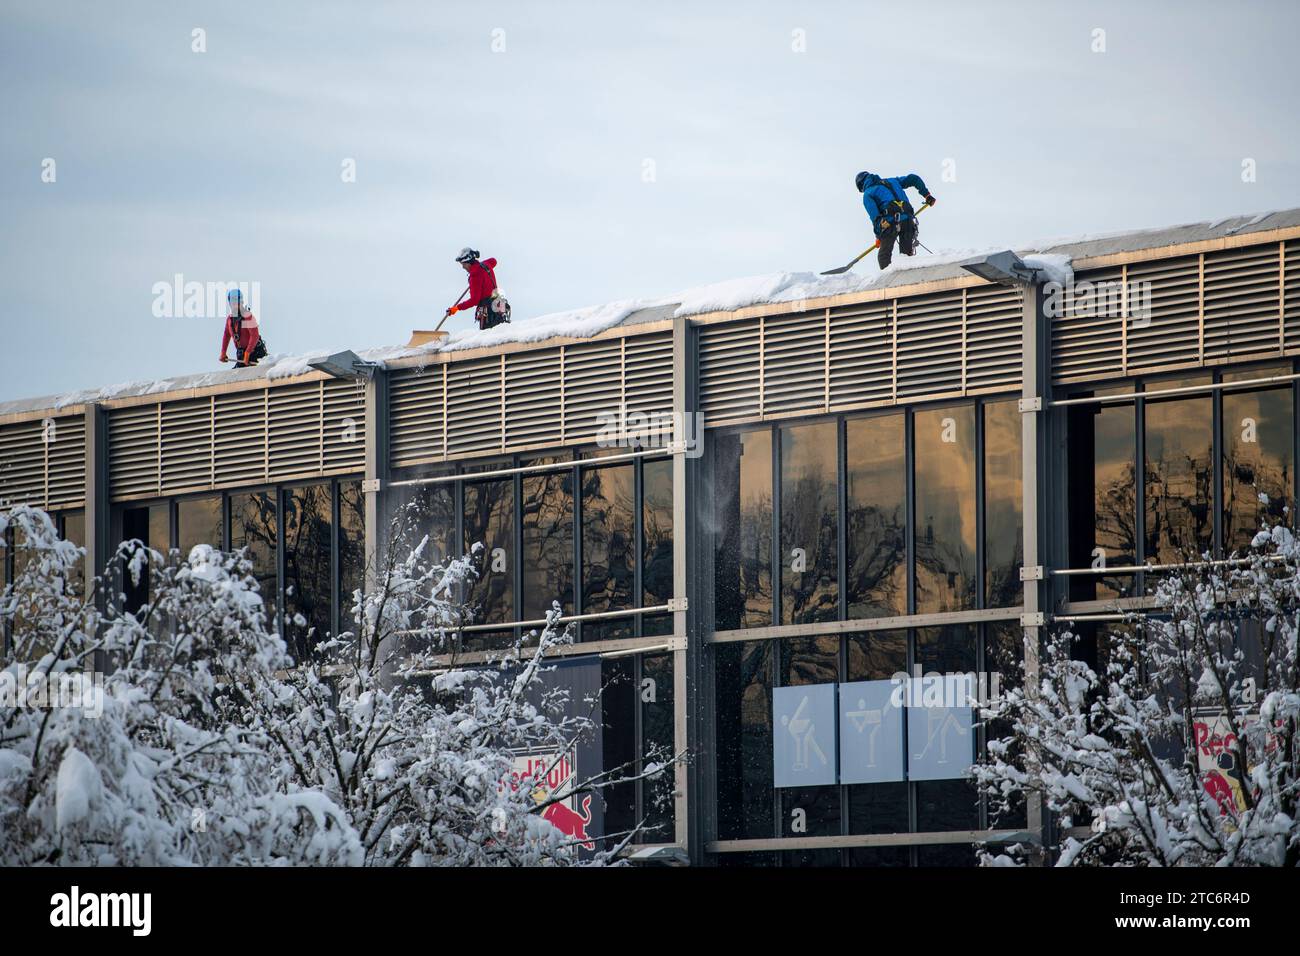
[1203,245,1281,361]
[895,290,963,398]
[1051,266,1124,384]
[161,397,213,492]
[563,340,622,443]
[763,312,827,416]
[699,321,761,424]
[622,330,674,427]
[505,347,563,449]
[446,357,503,456]
[1125,255,1200,372]
[964,285,1023,392]
[0,419,47,507]
[44,415,86,509]
[389,366,445,467]
[828,301,892,409]
[322,377,366,471]
[268,381,323,480]
[213,391,267,487]
[109,405,160,499]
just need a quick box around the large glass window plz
[120,503,169,616]
[177,495,222,559]
[847,630,908,842]
[601,657,637,843]
[338,480,365,634]
[581,463,634,640]
[230,491,278,626]
[1067,397,1137,600]
[60,512,85,598]
[1222,373,1293,552]
[462,479,514,626]
[983,400,1023,608]
[641,457,674,637]
[780,423,838,625]
[640,653,676,843]
[715,640,774,839]
[777,638,841,846]
[846,414,906,618]
[714,430,773,630]
[914,405,977,613]
[394,484,455,567]
[283,484,333,659]
[1145,379,1213,564]
[521,470,574,620]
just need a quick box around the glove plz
[445,305,459,316]
[219,354,229,363]
[924,194,936,206]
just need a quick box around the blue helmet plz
[227,288,243,308]
[855,171,875,193]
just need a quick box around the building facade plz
[3,210,1299,865]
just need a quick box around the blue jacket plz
[861,173,930,236]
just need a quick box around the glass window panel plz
[462,479,514,625]
[714,640,774,840]
[914,405,977,613]
[847,630,908,835]
[601,658,637,847]
[641,457,673,609]
[1067,401,1137,600]
[338,481,365,633]
[846,414,906,618]
[120,503,169,615]
[916,842,977,866]
[1222,386,1293,552]
[1145,393,1213,564]
[915,624,977,675]
[392,483,455,567]
[582,464,634,640]
[521,470,574,620]
[779,637,841,836]
[849,846,910,867]
[283,484,333,660]
[230,492,278,625]
[639,653,675,844]
[984,622,1028,829]
[983,400,1023,608]
[177,496,223,560]
[916,779,979,833]
[61,512,85,598]
[780,422,839,625]
[713,430,773,630]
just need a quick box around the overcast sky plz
[2,0,1298,403]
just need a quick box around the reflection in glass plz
[177,496,222,560]
[283,484,332,660]
[393,483,455,567]
[582,464,634,640]
[601,657,636,845]
[462,480,514,625]
[61,513,85,598]
[230,492,277,625]
[780,423,839,625]
[715,640,774,839]
[121,503,170,616]
[338,480,365,634]
[846,414,906,618]
[640,654,676,843]
[983,400,1023,608]
[847,630,908,837]
[1145,393,1213,563]
[713,430,773,629]
[914,405,976,612]
[642,458,673,610]
[1067,401,1137,600]
[1222,387,1293,551]
[521,470,574,620]
[779,637,840,836]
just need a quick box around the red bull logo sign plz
[501,749,594,851]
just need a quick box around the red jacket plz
[461,258,498,310]
[221,311,261,358]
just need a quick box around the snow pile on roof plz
[1022,253,1073,287]
[440,297,655,352]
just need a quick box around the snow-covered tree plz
[0,503,674,865]
[977,523,1300,866]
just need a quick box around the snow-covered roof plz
[4,207,1298,420]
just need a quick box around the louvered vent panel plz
[446,357,504,456]
[1125,255,1201,372]
[563,340,623,443]
[1051,266,1124,384]
[44,415,86,509]
[0,420,47,507]
[505,348,563,449]
[1203,244,1281,361]
[160,398,213,492]
[623,331,674,424]
[1282,240,1300,353]
[699,320,761,423]
[762,312,827,416]
[828,300,892,408]
[964,285,1022,391]
[322,377,366,472]
[268,381,323,480]
[213,391,267,486]
[389,366,445,467]
[895,291,963,398]
[109,405,160,499]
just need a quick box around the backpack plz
[473,260,511,329]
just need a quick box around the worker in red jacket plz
[445,248,511,330]
[219,289,264,367]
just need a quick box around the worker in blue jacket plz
[856,171,936,269]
